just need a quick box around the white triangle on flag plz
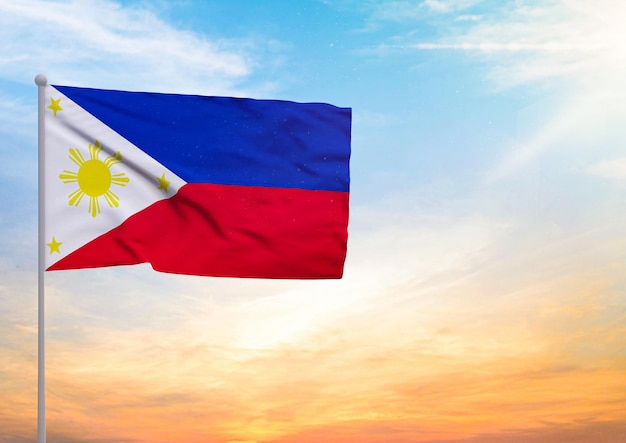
[44,85,187,270]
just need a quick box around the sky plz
[1,0,625,442]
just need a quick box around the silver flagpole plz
[35,73,47,443]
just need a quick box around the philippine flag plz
[43,85,351,279]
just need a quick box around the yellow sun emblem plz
[59,140,130,218]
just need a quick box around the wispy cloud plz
[2,184,624,442]
[586,158,626,181]
[0,0,254,95]
[408,42,601,51]
[485,91,607,182]
[370,0,484,21]
[462,2,626,88]
[0,93,34,138]
[408,0,626,179]
[5,204,626,442]
[371,0,626,88]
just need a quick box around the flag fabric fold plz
[43,85,351,279]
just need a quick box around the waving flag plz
[42,85,351,279]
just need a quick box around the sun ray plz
[68,188,85,207]
[89,140,103,160]
[59,170,78,184]
[88,196,101,218]
[111,173,130,187]
[104,151,123,168]
[68,148,86,167]
[103,190,120,208]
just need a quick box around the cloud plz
[4,200,626,442]
[0,93,34,138]
[421,0,483,13]
[455,13,481,21]
[409,42,600,51]
[365,0,483,24]
[466,2,625,89]
[0,0,253,95]
[0,91,38,195]
[586,158,626,181]
[363,1,626,188]
[417,1,626,180]
[373,0,626,89]
[484,91,606,182]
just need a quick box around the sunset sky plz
[1,1,626,442]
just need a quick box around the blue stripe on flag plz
[54,85,351,192]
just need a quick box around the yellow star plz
[47,97,63,116]
[156,173,171,194]
[46,236,62,255]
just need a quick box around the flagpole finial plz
[35,74,48,86]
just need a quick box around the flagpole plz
[35,73,47,443]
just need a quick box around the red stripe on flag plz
[48,184,349,279]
